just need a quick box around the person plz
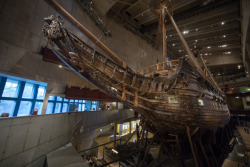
[84,108,87,111]
[74,108,78,112]
[31,109,38,115]
[1,113,9,117]
[98,108,102,111]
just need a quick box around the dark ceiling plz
[102,0,249,86]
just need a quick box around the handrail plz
[137,59,179,76]
[78,138,126,153]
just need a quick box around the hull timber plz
[43,16,230,136]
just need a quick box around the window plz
[17,101,32,116]
[91,101,97,111]
[169,96,178,103]
[46,102,54,114]
[2,79,19,98]
[82,104,86,111]
[198,99,204,106]
[48,96,55,100]
[36,86,46,100]
[54,103,62,113]
[56,96,63,101]
[34,102,43,115]
[78,104,82,111]
[22,83,34,99]
[0,75,47,117]
[62,103,68,113]
[0,100,16,116]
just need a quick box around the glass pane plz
[0,100,16,117]
[46,102,54,114]
[34,102,43,115]
[17,101,32,116]
[69,99,74,102]
[78,104,82,111]
[62,103,68,113]
[198,99,204,106]
[64,98,69,102]
[54,103,62,113]
[36,86,46,100]
[75,100,79,103]
[82,104,86,111]
[92,101,97,104]
[2,79,19,98]
[22,83,34,99]
[168,96,178,103]
[91,105,96,111]
[48,96,55,101]
[79,100,83,103]
[56,96,63,101]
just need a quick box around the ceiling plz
[88,0,250,87]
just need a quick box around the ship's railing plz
[137,59,180,76]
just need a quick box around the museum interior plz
[0,0,250,166]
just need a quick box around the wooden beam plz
[186,126,199,167]
[121,84,126,101]
[134,91,138,107]
[208,144,219,167]
[240,0,250,69]
[199,141,211,167]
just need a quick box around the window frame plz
[0,76,47,117]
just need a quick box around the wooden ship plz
[43,0,230,137]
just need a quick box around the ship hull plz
[45,21,230,136]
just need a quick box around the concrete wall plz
[0,0,160,96]
[0,109,135,167]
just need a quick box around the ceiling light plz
[183,30,189,34]
[235,96,240,99]
[224,51,231,54]
[172,43,175,46]
[195,40,198,42]
[170,35,172,37]
[196,28,198,31]
[221,22,225,25]
[223,35,226,38]
[59,65,62,68]
[238,65,241,69]
[219,44,227,48]
[207,46,211,49]
[179,50,181,52]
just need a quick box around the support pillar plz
[129,121,132,134]
[186,126,199,167]
[208,144,219,167]
[114,122,117,147]
[199,141,211,167]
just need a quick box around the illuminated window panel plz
[198,99,204,106]
[0,100,16,116]
[168,96,179,103]
[17,101,32,116]
[22,83,34,99]
[2,79,19,98]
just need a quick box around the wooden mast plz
[161,7,167,63]
[165,8,222,94]
[45,0,126,68]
